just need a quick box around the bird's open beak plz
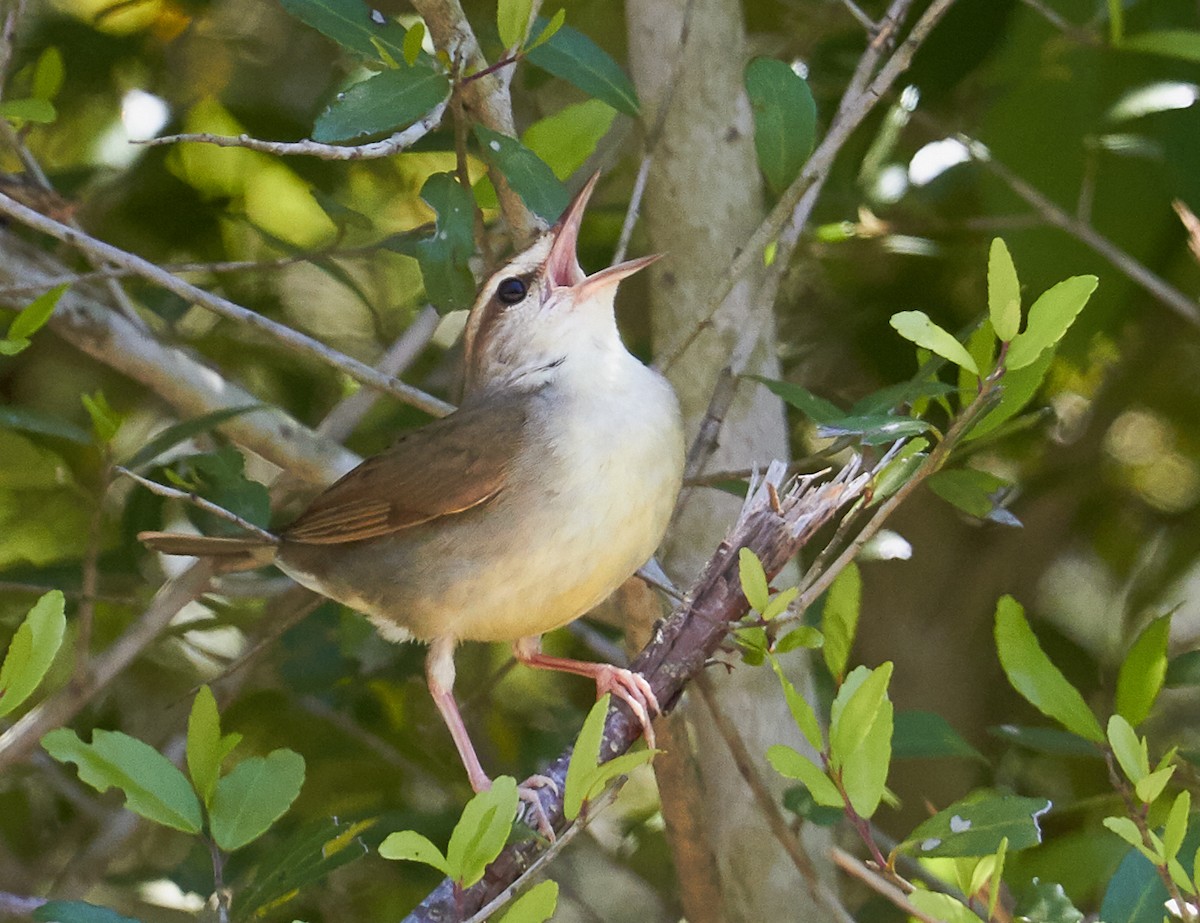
[545,172,663,296]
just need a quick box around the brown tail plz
[138,531,279,573]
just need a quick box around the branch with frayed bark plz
[402,458,878,922]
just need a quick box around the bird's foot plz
[595,665,660,749]
[517,774,558,841]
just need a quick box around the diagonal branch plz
[403,458,878,921]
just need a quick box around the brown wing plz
[282,400,526,545]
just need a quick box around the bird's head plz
[462,173,659,395]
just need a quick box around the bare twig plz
[613,154,652,265]
[0,191,454,418]
[830,847,943,923]
[838,0,877,32]
[116,467,279,542]
[137,100,449,160]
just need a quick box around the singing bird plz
[140,173,686,813]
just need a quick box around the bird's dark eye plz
[496,277,528,305]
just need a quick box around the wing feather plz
[282,401,524,545]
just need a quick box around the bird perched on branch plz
[140,173,686,823]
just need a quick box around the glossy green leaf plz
[987,723,1101,757]
[815,414,931,446]
[497,0,533,48]
[1013,880,1086,923]
[186,685,222,807]
[124,405,263,470]
[378,829,450,874]
[32,47,65,101]
[766,745,842,807]
[927,467,1018,525]
[822,563,861,681]
[0,590,66,717]
[474,125,569,223]
[8,284,67,341]
[994,595,1104,742]
[0,98,56,123]
[1116,615,1171,727]
[899,792,1051,857]
[526,19,638,116]
[744,57,817,194]
[313,64,449,143]
[1006,275,1098,370]
[525,9,564,52]
[890,311,979,375]
[33,901,143,923]
[565,694,609,820]
[446,775,518,886]
[769,655,823,751]
[908,890,979,923]
[1122,29,1200,63]
[1107,714,1149,784]
[279,0,409,60]
[210,749,306,850]
[523,99,616,180]
[0,405,90,443]
[42,728,203,833]
[747,375,843,424]
[892,711,985,762]
[173,447,270,531]
[402,21,425,66]
[497,880,558,923]
[869,438,928,505]
[829,662,893,816]
[988,238,1021,341]
[738,547,770,613]
[383,172,477,312]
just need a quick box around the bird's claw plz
[517,774,558,841]
[595,665,660,749]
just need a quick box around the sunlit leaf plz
[766,745,842,807]
[908,890,982,923]
[1102,825,1200,923]
[1115,615,1171,727]
[446,775,518,887]
[402,21,425,66]
[474,125,568,222]
[744,57,817,194]
[994,596,1104,743]
[965,347,1054,440]
[1134,764,1174,804]
[378,830,450,874]
[210,749,306,851]
[1163,790,1190,863]
[738,547,770,613]
[1107,714,1149,784]
[497,0,533,49]
[525,9,565,53]
[312,64,450,143]
[8,284,66,342]
[523,100,616,180]
[890,311,979,375]
[279,0,409,61]
[774,624,823,653]
[1006,276,1098,370]
[565,694,610,820]
[829,662,893,816]
[526,19,639,117]
[497,880,558,923]
[0,98,56,123]
[1122,29,1200,64]
[822,563,861,681]
[32,47,65,101]
[899,791,1051,857]
[42,728,203,833]
[186,685,222,807]
[988,238,1021,341]
[769,655,823,751]
[0,590,66,717]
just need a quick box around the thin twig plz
[136,100,449,160]
[116,468,278,542]
[0,191,454,418]
[72,471,108,690]
[838,0,877,32]
[830,847,944,923]
[613,154,652,265]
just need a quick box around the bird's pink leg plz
[425,638,555,837]
[513,636,660,748]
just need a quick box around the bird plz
[139,172,686,823]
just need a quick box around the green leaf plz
[526,19,639,117]
[1116,615,1171,727]
[279,0,409,61]
[81,391,121,443]
[766,745,842,807]
[525,9,565,53]
[822,563,861,681]
[747,375,843,424]
[890,311,979,376]
[8,284,67,341]
[1163,790,1190,863]
[312,64,450,143]
[402,21,425,66]
[497,0,533,48]
[869,438,928,504]
[124,405,263,471]
[1167,650,1200,687]
[1121,29,1200,63]
[774,624,822,653]
[1103,824,1200,923]
[738,547,770,613]
[769,655,824,751]
[210,749,306,850]
[1013,881,1086,923]
[497,880,558,923]
[378,830,450,875]
[42,728,203,833]
[0,404,91,443]
[965,346,1055,440]
[32,47,65,101]
[899,792,1051,857]
[446,775,518,887]
[762,586,798,621]
[174,447,270,532]
[744,57,817,195]
[583,750,654,803]
[993,595,1105,743]
[565,693,610,820]
[0,590,66,717]
[927,468,1019,525]
[815,414,931,446]
[1107,714,1149,784]
[988,238,1021,341]
[383,172,477,313]
[186,685,222,807]
[0,98,57,123]
[1104,816,1152,854]
[1134,764,1174,804]
[474,125,569,223]
[848,379,956,416]
[987,723,1101,757]
[829,662,893,816]
[907,890,980,923]
[523,100,617,180]
[1006,275,1098,370]
[33,901,144,923]
[892,711,985,762]
[0,337,31,355]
